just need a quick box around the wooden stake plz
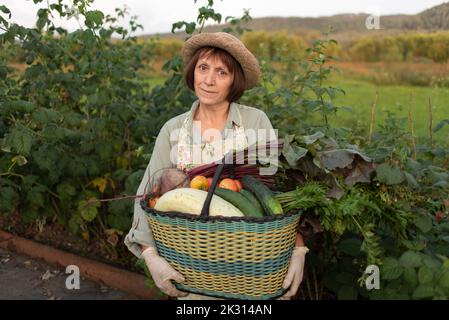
[368,91,378,144]
[428,96,434,148]
[408,93,417,160]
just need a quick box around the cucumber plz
[241,176,284,215]
[214,187,263,218]
[240,189,265,217]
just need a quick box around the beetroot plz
[154,168,190,195]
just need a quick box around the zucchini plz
[239,189,265,217]
[214,187,263,218]
[241,176,284,215]
[154,188,244,217]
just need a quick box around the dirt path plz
[0,248,141,300]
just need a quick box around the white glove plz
[142,247,188,298]
[279,246,309,300]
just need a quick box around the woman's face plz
[194,53,234,108]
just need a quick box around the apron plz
[176,106,247,172]
[175,104,247,300]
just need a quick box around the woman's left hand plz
[279,246,309,300]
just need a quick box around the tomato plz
[218,178,238,192]
[190,175,209,191]
[234,179,242,192]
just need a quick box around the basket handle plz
[200,155,233,218]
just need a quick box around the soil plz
[0,211,142,274]
[0,247,140,300]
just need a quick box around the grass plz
[328,74,449,145]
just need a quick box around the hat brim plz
[182,32,260,90]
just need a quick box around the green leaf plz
[57,182,77,200]
[439,270,449,288]
[412,284,435,299]
[185,22,197,34]
[0,186,19,213]
[282,136,308,167]
[382,265,404,280]
[0,5,10,13]
[107,201,132,231]
[337,285,358,300]
[31,108,59,125]
[21,207,38,223]
[85,10,104,28]
[300,131,325,145]
[319,149,354,170]
[337,238,362,256]
[423,256,441,269]
[376,163,405,185]
[433,119,449,133]
[403,171,419,189]
[78,199,100,222]
[4,125,34,156]
[403,267,418,286]
[418,266,434,284]
[405,158,421,173]
[399,251,422,268]
[68,214,83,235]
[402,239,426,251]
[125,170,145,194]
[27,188,45,208]
[414,214,432,233]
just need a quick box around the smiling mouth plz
[200,88,217,94]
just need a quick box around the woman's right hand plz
[141,246,188,298]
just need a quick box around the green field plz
[329,76,449,145]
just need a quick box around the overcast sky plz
[3,0,448,35]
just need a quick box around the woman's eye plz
[199,65,207,71]
[218,70,227,76]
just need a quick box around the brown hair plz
[184,46,246,102]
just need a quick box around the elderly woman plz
[124,32,308,300]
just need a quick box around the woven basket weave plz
[141,159,301,300]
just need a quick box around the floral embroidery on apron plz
[176,105,247,172]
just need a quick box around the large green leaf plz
[57,181,77,200]
[281,134,308,167]
[439,270,449,288]
[85,10,104,28]
[376,163,405,185]
[381,257,404,280]
[319,149,354,170]
[78,199,100,222]
[107,201,132,231]
[413,214,433,233]
[0,186,19,213]
[3,125,34,156]
[418,266,434,284]
[403,267,418,286]
[412,284,435,299]
[403,171,419,189]
[300,131,325,145]
[402,239,426,251]
[399,251,422,268]
[27,187,45,208]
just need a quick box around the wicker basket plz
[141,158,301,300]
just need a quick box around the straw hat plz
[182,32,260,89]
